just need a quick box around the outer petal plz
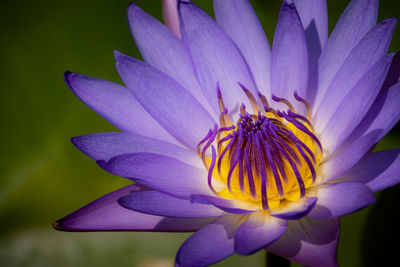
[191,194,259,215]
[54,184,213,232]
[71,132,202,168]
[234,212,287,255]
[271,2,308,111]
[128,3,216,117]
[118,190,223,218]
[314,19,396,131]
[162,0,181,37]
[115,52,215,149]
[343,53,400,146]
[336,150,400,192]
[319,54,393,154]
[292,0,328,72]
[270,197,317,220]
[178,0,257,115]
[312,0,378,107]
[213,0,271,96]
[102,153,210,199]
[175,214,242,267]
[321,130,382,182]
[64,72,178,145]
[308,183,375,219]
[266,217,340,267]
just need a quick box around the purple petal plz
[118,190,223,218]
[191,194,258,214]
[175,214,241,267]
[115,53,215,150]
[323,130,386,182]
[312,0,378,107]
[292,0,328,73]
[336,150,400,192]
[64,72,178,145]
[128,3,216,116]
[234,212,287,255]
[270,197,318,220]
[271,2,308,111]
[314,19,396,132]
[213,0,271,96]
[266,217,339,267]
[381,52,400,88]
[343,54,400,147]
[178,1,257,115]
[308,183,375,219]
[161,0,181,37]
[320,54,394,153]
[102,153,211,199]
[71,132,201,168]
[54,184,213,232]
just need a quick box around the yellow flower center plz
[198,87,322,210]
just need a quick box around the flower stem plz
[266,251,290,267]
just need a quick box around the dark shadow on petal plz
[339,150,399,185]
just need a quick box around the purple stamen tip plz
[271,94,280,102]
[238,82,248,92]
[216,83,222,98]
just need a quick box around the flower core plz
[198,87,323,210]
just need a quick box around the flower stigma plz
[198,85,323,211]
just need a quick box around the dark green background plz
[0,0,399,266]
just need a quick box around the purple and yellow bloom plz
[54,0,400,266]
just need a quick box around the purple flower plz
[54,0,400,266]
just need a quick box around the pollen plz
[197,85,322,211]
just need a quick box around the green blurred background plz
[0,0,399,266]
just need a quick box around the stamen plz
[272,95,295,112]
[199,88,322,210]
[239,83,260,112]
[197,128,213,157]
[294,91,312,121]
[201,124,218,165]
[208,146,218,194]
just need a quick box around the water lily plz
[54,0,400,266]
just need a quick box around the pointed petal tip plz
[114,50,123,61]
[53,219,76,232]
[127,1,142,20]
[63,71,75,89]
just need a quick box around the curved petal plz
[292,0,328,72]
[271,2,308,112]
[178,0,257,115]
[320,54,394,154]
[128,3,216,117]
[312,0,378,107]
[115,52,215,149]
[308,183,375,219]
[53,184,213,232]
[175,214,242,267]
[343,55,400,146]
[336,150,400,192]
[118,190,223,218]
[191,194,259,215]
[64,72,178,145]
[162,0,181,37]
[102,153,211,199]
[234,212,287,255]
[213,0,271,96]
[71,132,202,168]
[314,19,396,131]
[266,217,339,267]
[270,197,317,220]
[322,130,386,182]
[381,52,400,90]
